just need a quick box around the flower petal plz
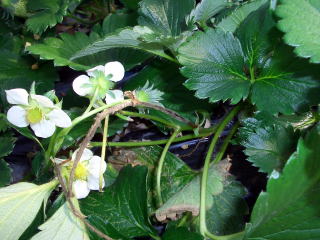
[31,94,55,108]
[87,175,104,191]
[7,106,28,127]
[72,75,93,96]
[73,180,90,199]
[30,119,56,138]
[87,65,105,77]
[104,61,125,82]
[47,109,72,128]
[87,156,106,177]
[105,90,124,104]
[72,148,93,162]
[5,88,29,105]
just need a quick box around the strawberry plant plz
[0,0,320,239]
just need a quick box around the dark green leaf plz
[0,133,15,158]
[120,0,141,10]
[276,0,320,63]
[206,180,248,235]
[0,159,12,187]
[130,146,197,206]
[188,0,230,26]
[179,29,249,104]
[163,227,203,240]
[239,118,299,175]
[155,161,247,235]
[0,34,58,108]
[80,165,157,239]
[138,0,195,37]
[217,0,268,33]
[70,25,165,64]
[26,0,69,34]
[28,13,149,70]
[244,128,320,240]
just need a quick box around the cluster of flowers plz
[6,61,125,138]
[5,61,163,198]
[5,61,126,198]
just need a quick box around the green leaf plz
[69,25,166,65]
[28,13,149,71]
[0,160,12,187]
[31,201,90,240]
[188,0,230,26]
[179,5,320,114]
[0,134,15,158]
[138,0,195,37]
[156,161,247,235]
[239,118,299,175]
[0,180,57,240]
[244,128,320,240]
[276,0,320,63]
[0,57,57,106]
[124,61,210,126]
[217,0,268,33]
[26,0,69,34]
[163,227,203,240]
[80,165,156,239]
[179,29,249,104]
[120,0,141,10]
[130,146,197,207]
[205,180,248,235]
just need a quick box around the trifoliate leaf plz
[178,5,320,114]
[217,0,268,33]
[31,200,90,240]
[188,0,230,27]
[28,13,149,71]
[276,0,320,63]
[138,0,195,37]
[80,165,157,239]
[0,160,11,187]
[244,128,320,240]
[238,118,299,175]
[26,0,69,34]
[0,181,57,240]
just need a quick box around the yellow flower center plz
[26,108,43,124]
[74,162,89,180]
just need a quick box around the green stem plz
[213,122,239,164]
[156,128,180,206]
[99,115,109,191]
[52,100,129,156]
[84,88,99,114]
[120,110,188,130]
[90,126,216,147]
[199,105,241,237]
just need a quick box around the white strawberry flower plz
[5,88,72,138]
[105,89,124,104]
[66,148,107,199]
[72,61,125,99]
